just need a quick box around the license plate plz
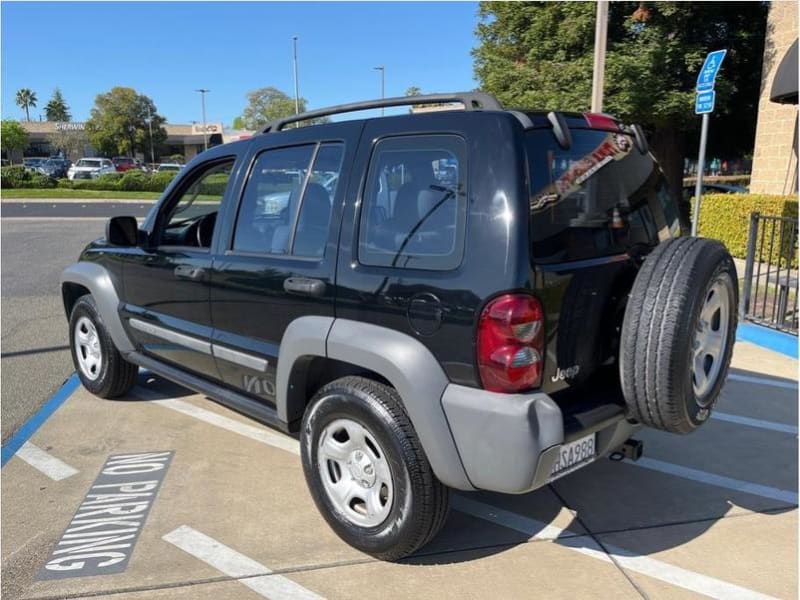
[549,433,596,482]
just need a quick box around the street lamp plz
[292,36,300,115]
[373,66,385,115]
[194,88,210,151]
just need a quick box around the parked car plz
[37,158,71,179]
[112,157,137,172]
[156,163,183,173]
[67,158,116,180]
[61,92,738,561]
[682,182,748,202]
[22,157,47,172]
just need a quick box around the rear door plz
[208,121,363,403]
[525,126,682,393]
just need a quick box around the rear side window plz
[233,143,343,257]
[358,135,467,271]
[527,129,680,264]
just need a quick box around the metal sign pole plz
[691,112,710,237]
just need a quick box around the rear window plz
[527,129,680,264]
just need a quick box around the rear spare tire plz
[620,237,737,433]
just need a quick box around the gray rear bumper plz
[441,384,635,494]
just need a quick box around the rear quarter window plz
[527,129,680,264]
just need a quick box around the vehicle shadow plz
[125,367,797,569]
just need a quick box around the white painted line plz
[712,411,798,434]
[728,373,797,390]
[16,442,78,481]
[149,397,300,455]
[454,496,779,600]
[629,457,798,504]
[163,525,324,600]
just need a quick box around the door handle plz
[174,265,206,281]
[284,277,326,297]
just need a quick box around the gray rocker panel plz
[326,319,474,491]
[61,262,135,354]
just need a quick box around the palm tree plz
[15,88,37,121]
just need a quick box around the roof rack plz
[260,92,504,133]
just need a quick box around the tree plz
[48,127,88,160]
[1,120,28,162]
[232,115,246,130]
[85,87,167,157]
[473,2,768,216]
[15,88,37,121]
[236,87,328,130]
[44,88,71,122]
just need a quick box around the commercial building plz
[749,1,798,195]
[11,121,252,164]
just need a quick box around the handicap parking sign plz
[697,49,727,92]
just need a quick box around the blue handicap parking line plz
[1,373,80,467]
[737,323,798,359]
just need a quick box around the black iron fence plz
[740,213,799,334]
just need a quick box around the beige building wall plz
[749,1,798,195]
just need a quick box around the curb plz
[737,323,798,359]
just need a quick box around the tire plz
[300,376,449,560]
[620,237,738,433]
[69,295,138,398]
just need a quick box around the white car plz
[156,163,184,173]
[67,158,116,180]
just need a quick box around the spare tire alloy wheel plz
[317,418,393,527]
[692,277,730,402]
[620,237,738,434]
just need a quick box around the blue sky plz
[1,1,480,126]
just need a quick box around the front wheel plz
[69,295,138,398]
[300,376,449,560]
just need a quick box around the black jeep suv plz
[62,92,738,560]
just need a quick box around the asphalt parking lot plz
[2,340,796,600]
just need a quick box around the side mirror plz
[106,216,140,247]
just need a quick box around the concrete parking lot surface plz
[1,341,797,599]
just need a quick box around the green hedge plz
[54,170,179,192]
[695,193,798,267]
[683,175,751,187]
[0,166,57,189]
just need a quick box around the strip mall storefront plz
[12,121,252,164]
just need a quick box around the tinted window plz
[527,129,680,263]
[358,135,467,270]
[233,143,343,257]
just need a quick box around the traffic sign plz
[696,49,727,92]
[695,91,716,114]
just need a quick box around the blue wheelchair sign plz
[697,50,727,92]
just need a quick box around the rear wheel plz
[300,376,449,560]
[620,237,738,433]
[69,295,138,398]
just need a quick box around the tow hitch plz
[609,438,643,461]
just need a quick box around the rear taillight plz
[583,112,620,130]
[477,294,544,393]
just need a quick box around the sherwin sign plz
[38,451,173,579]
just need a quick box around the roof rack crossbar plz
[261,92,503,133]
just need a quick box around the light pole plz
[292,36,300,115]
[591,0,609,113]
[194,88,210,151]
[146,104,155,166]
[373,66,385,115]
